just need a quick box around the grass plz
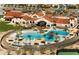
[0,21,23,32]
[58,52,79,55]
[0,21,14,32]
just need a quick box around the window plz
[65,25,67,27]
[70,23,73,27]
[23,22,25,24]
[47,25,50,27]
[12,21,14,23]
[6,19,9,21]
[70,34,73,36]
[16,22,18,24]
[33,21,34,23]
[30,21,32,23]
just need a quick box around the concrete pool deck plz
[0,30,58,55]
[64,40,79,49]
[0,28,79,55]
[0,31,11,55]
[0,30,18,55]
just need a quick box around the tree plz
[53,23,56,26]
[7,50,11,55]
[47,25,50,27]
[51,23,56,30]
[16,49,21,55]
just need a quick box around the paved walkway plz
[0,30,17,55]
[0,32,8,55]
[64,41,79,49]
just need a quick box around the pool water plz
[49,30,69,35]
[19,30,69,43]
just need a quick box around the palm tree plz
[47,25,50,27]
[16,48,21,55]
[54,35,60,48]
[7,50,11,55]
[51,23,56,29]
[21,48,26,55]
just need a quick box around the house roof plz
[4,10,71,24]
[22,14,37,21]
[53,18,70,24]
[44,15,70,24]
[44,15,54,22]
[4,10,37,21]
[5,10,23,18]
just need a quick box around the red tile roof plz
[5,12,13,17]
[44,16,69,24]
[5,10,37,21]
[44,15,54,22]
[4,10,70,24]
[5,10,23,18]
[22,14,37,21]
[53,18,70,24]
[22,15,31,20]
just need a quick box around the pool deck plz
[0,28,79,55]
[0,31,17,55]
[63,40,79,49]
[0,31,10,55]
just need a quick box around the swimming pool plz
[18,30,69,43]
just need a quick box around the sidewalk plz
[0,31,14,55]
[0,32,8,54]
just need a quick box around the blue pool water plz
[19,30,69,42]
[48,30,69,36]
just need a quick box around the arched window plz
[16,22,18,24]
[33,21,34,23]
[12,21,14,23]
[23,22,25,24]
[30,21,32,23]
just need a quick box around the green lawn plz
[0,21,22,32]
[58,52,79,55]
[0,21,14,32]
